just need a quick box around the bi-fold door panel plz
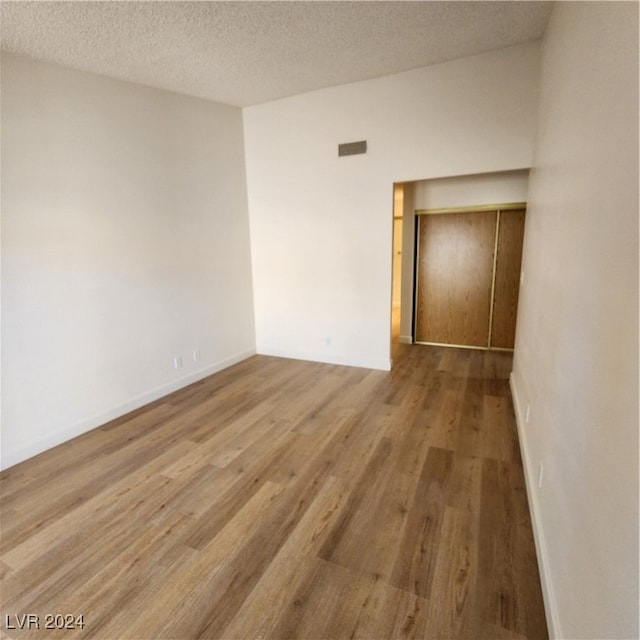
[415,210,497,348]
[491,208,526,349]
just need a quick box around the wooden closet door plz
[415,210,497,347]
[490,208,526,349]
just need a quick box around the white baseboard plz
[0,349,256,471]
[399,335,413,344]
[510,372,561,639]
[256,347,391,372]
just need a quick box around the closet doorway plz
[414,203,525,350]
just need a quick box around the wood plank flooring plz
[0,341,548,639]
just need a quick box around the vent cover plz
[338,140,367,157]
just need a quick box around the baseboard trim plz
[256,347,391,372]
[510,372,561,639]
[0,349,256,471]
[399,335,413,344]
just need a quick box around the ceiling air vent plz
[338,140,367,157]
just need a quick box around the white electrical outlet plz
[525,404,531,424]
[538,461,544,488]
[193,349,201,362]
[173,356,182,369]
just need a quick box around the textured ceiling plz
[0,1,553,107]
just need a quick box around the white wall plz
[399,182,416,345]
[511,3,638,638]
[414,170,529,211]
[1,53,256,470]
[244,43,540,370]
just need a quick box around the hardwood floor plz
[0,341,548,639]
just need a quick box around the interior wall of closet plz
[414,204,525,350]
